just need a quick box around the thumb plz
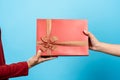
[36,50,42,59]
[83,30,89,35]
[83,30,97,41]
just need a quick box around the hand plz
[83,30,101,51]
[27,50,56,68]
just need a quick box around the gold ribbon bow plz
[37,19,88,56]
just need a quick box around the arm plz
[84,30,120,56]
[0,62,28,79]
[0,50,56,79]
[95,42,120,56]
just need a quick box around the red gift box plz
[36,19,88,56]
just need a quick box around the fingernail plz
[83,30,87,33]
[38,50,41,53]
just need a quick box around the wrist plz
[27,61,32,68]
[94,42,103,51]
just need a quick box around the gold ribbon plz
[37,19,88,55]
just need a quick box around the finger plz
[44,57,57,60]
[40,57,57,62]
[41,56,58,58]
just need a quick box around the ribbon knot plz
[37,36,58,55]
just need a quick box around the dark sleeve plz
[0,62,29,79]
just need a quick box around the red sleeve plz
[0,62,29,79]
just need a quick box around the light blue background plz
[0,0,120,80]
